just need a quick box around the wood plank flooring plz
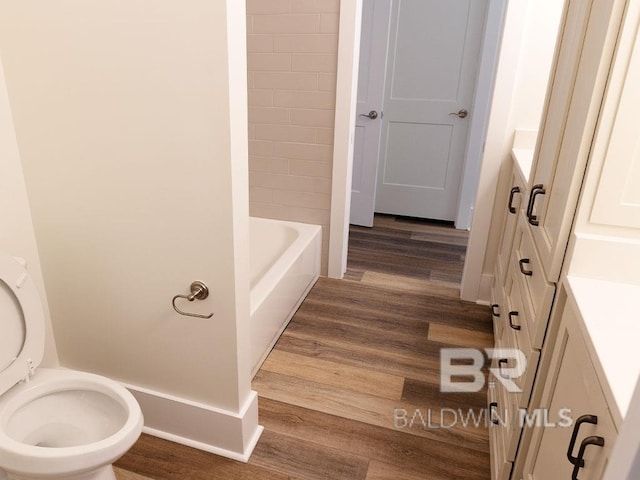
[115,214,493,479]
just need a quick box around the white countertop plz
[566,275,640,425]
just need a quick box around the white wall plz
[0,59,58,367]
[0,0,259,458]
[509,0,564,130]
[461,0,563,302]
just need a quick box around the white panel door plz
[375,0,486,221]
[350,0,392,227]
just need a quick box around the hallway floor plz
[115,215,493,479]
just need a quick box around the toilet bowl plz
[0,254,143,480]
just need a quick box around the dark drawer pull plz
[498,358,509,379]
[508,186,521,214]
[519,258,533,276]
[571,436,605,480]
[491,304,500,317]
[527,184,546,226]
[526,184,542,220]
[567,415,598,466]
[508,311,521,330]
[489,402,499,425]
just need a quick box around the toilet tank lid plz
[0,253,45,396]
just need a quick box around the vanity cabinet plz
[520,288,617,480]
[488,0,628,477]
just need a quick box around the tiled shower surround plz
[246,0,340,274]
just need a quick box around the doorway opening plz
[328,0,505,279]
[350,0,489,228]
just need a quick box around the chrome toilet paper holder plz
[172,281,214,319]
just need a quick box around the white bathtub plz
[250,217,321,376]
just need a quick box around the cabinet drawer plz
[494,329,539,410]
[512,215,556,349]
[489,375,517,459]
[488,352,522,462]
[504,260,533,354]
[499,264,541,410]
[502,382,522,462]
[496,168,527,286]
[489,382,513,480]
[491,348,539,465]
[488,381,507,480]
[491,265,504,342]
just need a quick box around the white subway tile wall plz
[247,0,339,274]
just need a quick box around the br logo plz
[440,348,527,393]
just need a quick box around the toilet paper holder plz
[172,281,214,319]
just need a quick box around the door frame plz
[328,0,506,279]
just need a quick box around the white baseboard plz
[124,383,263,462]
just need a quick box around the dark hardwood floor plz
[115,214,493,480]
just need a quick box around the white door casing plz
[375,0,487,221]
[350,0,392,227]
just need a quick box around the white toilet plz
[0,253,143,480]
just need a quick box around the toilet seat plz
[0,253,143,479]
[0,368,143,477]
[0,254,45,396]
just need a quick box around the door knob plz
[358,110,378,120]
[449,109,468,118]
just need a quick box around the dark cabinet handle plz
[489,402,499,425]
[571,436,605,480]
[508,311,521,330]
[527,184,546,226]
[491,304,500,317]
[508,186,521,214]
[519,258,533,276]
[567,415,598,466]
[498,358,509,379]
[526,184,543,221]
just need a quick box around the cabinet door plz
[496,166,526,286]
[526,0,624,281]
[521,302,616,479]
